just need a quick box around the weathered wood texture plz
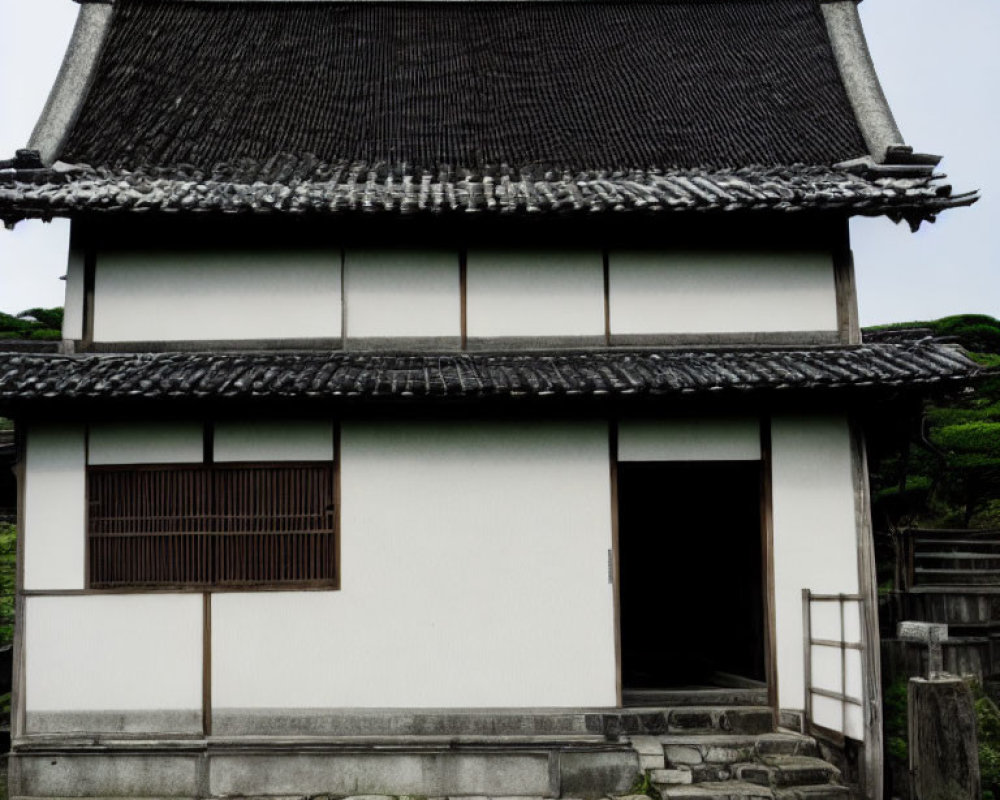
[909,677,981,800]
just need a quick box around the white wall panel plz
[618,418,760,461]
[214,421,334,462]
[89,422,203,465]
[466,250,604,337]
[772,414,859,713]
[24,425,86,590]
[344,250,459,338]
[609,251,837,334]
[213,421,616,708]
[93,249,340,342]
[25,595,202,711]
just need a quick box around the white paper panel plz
[214,420,334,462]
[811,644,843,694]
[344,250,460,337]
[617,417,760,461]
[89,421,204,465]
[811,693,843,734]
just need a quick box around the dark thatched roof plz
[0,342,979,406]
[64,1,865,171]
[0,0,978,225]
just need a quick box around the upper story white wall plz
[608,251,837,336]
[344,250,460,340]
[466,250,605,339]
[69,234,843,346]
[93,248,342,342]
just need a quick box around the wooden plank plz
[333,422,341,591]
[459,248,468,351]
[832,218,861,345]
[602,249,611,346]
[202,592,212,737]
[802,589,812,726]
[851,421,884,800]
[760,416,778,730]
[608,421,621,707]
[809,686,863,706]
[13,423,27,744]
[81,231,96,348]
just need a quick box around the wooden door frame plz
[610,416,778,718]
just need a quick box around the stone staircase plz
[626,708,846,800]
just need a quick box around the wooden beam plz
[81,233,96,348]
[833,218,861,345]
[12,423,27,746]
[609,421,622,707]
[202,592,212,737]
[759,416,779,730]
[851,421,884,800]
[459,248,468,351]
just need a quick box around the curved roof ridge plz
[820,0,904,162]
[28,3,114,166]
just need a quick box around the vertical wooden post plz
[852,422,884,800]
[12,422,27,745]
[602,249,611,347]
[202,591,212,737]
[609,420,622,707]
[802,589,812,726]
[760,416,779,729]
[81,231,96,349]
[833,217,861,346]
[459,248,468,351]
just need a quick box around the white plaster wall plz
[88,422,204,465]
[24,425,86,591]
[771,414,861,718]
[93,249,341,342]
[213,421,617,708]
[466,250,604,337]
[214,421,334,462]
[618,418,760,461]
[608,251,837,334]
[345,250,459,338]
[61,234,85,340]
[25,595,202,711]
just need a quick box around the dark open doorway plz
[618,461,766,694]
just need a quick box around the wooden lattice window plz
[87,462,337,589]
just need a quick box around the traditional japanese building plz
[0,0,981,798]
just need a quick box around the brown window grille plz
[87,462,336,589]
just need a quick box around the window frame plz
[84,454,340,594]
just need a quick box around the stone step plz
[657,779,776,800]
[774,786,851,800]
[735,756,840,788]
[657,734,817,769]
[663,707,774,736]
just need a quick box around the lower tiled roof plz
[0,161,976,230]
[0,342,979,404]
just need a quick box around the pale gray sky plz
[1,0,996,324]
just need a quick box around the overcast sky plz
[0,0,996,325]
